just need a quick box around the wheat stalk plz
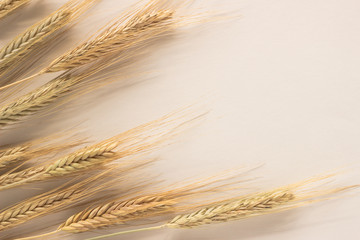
[0,0,97,84]
[0,0,30,19]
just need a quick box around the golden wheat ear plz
[0,132,85,171]
[0,0,98,86]
[43,0,176,73]
[0,0,30,20]
[78,173,358,240]
[0,107,204,190]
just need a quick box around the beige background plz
[1,0,360,239]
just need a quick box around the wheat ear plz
[58,195,175,233]
[0,144,29,169]
[0,74,78,128]
[0,0,97,83]
[0,108,196,190]
[0,141,118,189]
[44,8,174,73]
[84,175,358,240]
[0,0,30,19]
[0,9,71,74]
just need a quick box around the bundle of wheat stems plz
[0,0,30,19]
[0,0,356,240]
[16,174,357,240]
[0,1,180,128]
[0,0,178,92]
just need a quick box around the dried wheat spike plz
[59,195,174,233]
[0,10,71,72]
[167,189,294,228]
[0,187,81,231]
[0,0,30,19]
[0,74,76,128]
[43,141,118,177]
[0,144,29,169]
[0,165,45,187]
[0,0,97,79]
[44,9,174,72]
[0,108,187,190]
[0,141,117,189]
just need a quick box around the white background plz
[1,0,360,239]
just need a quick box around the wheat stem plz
[87,225,164,240]
[15,230,60,240]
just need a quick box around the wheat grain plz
[0,0,30,19]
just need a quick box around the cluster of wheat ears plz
[0,0,357,239]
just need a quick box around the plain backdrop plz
[1,0,360,239]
